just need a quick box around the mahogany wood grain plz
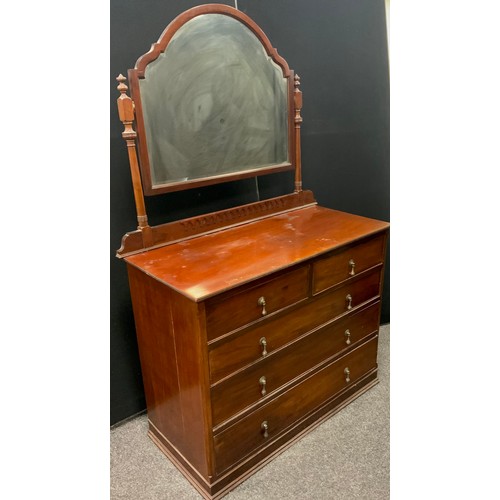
[213,336,379,474]
[117,191,317,258]
[127,265,182,448]
[124,210,388,496]
[313,267,381,321]
[148,369,378,499]
[116,75,152,244]
[126,67,152,196]
[211,302,381,426]
[208,268,381,386]
[205,266,309,341]
[312,233,386,294]
[127,265,214,479]
[208,279,382,384]
[211,370,378,492]
[124,205,389,301]
[293,74,303,192]
[169,290,215,478]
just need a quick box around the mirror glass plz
[139,13,289,187]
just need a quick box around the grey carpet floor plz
[111,324,389,499]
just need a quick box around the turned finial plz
[116,74,128,93]
[116,73,135,125]
[293,73,303,124]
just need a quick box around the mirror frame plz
[126,4,296,195]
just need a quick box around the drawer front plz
[213,336,378,473]
[205,266,309,341]
[209,268,382,383]
[313,233,385,294]
[211,301,380,426]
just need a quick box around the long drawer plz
[312,233,385,294]
[205,265,310,341]
[213,335,379,473]
[211,301,380,426]
[209,268,382,383]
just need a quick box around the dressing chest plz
[115,5,389,499]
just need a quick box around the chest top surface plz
[124,205,388,301]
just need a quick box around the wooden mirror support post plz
[116,74,153,248]
[294,73,303,193]
[113,5,389,499]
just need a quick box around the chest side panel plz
[127,265,182,447]
[127,264,214,481]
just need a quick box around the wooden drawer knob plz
[344,367,351,383]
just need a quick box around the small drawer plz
[209,268,382,383]
[211,301,380,426]
[213,336,379,473]
[312,233,385,294]
[205,266,309,341]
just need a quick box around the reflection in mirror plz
[139,13,289,187]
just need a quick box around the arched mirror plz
[127,6,296,195]
[116,4,306,256]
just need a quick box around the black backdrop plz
[110,0,390,426]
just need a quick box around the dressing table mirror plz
[115,4,389,499]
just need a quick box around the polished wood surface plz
[125,215,387,497]
[208,293,379,384]
[127,265,216,477]
[125,218,387,495]
[205,265,309,341]
[312,232,386,293]
[116,74,152,244]
[211,302,381,426]
[127,265,181,443]
[117,191,317,258]
[125,205,388,301]
[208,267,382,392]
[213,335,379,474]
[293,73,303,192]
[149,370,379,500]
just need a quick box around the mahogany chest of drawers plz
[124,204,389,499]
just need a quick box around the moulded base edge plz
[148,369,378,499]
